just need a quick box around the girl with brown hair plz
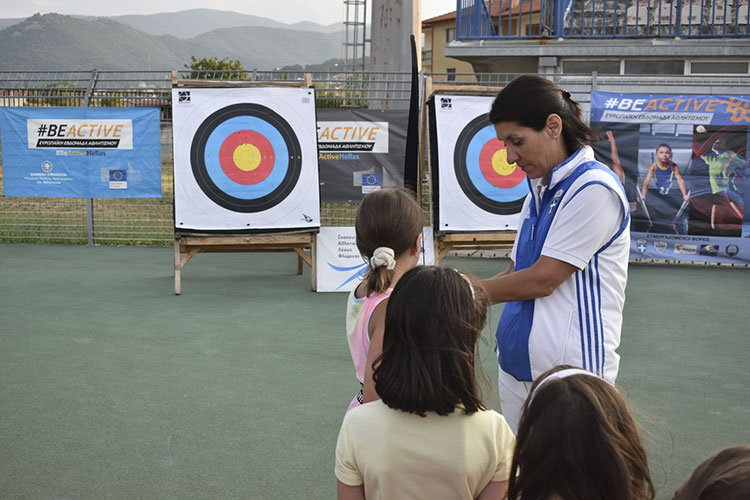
[336,266,515,499]
[508,365,654,500]
[671,445,750,500]
[344,188,423,411]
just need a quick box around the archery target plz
[172,87,319,231]
[434,95,529,231]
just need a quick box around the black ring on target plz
[454,114,528,215]
[190,103,302,213]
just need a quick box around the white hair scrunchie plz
[370,247,396,270]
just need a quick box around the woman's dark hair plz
[507,365,655,500]
[670,445,750,500]
[657,143,673,152]
[489,74,599,157]
[355,188,422,294]
[373,266,488,416]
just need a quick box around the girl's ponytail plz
[355,189,423,294]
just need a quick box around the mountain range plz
[0,10,347,71]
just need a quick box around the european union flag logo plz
[362,173,381,186]
[109,170,127,182]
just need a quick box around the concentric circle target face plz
[453,115,528,215]
[190,103,302,213]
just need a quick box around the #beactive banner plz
[590,92,750,265]
[317,108,408,203]
[0,107,161,198]
[315,226,435,292]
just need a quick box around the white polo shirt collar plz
[528,146,595,209]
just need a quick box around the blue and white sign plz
[315,226,435,292]
[0,107,162,198]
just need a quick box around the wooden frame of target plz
[172,84,320,231]
[430,92,529,232]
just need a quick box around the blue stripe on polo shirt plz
[576,271,587,370]
[588,260,600,375]
[596,255,605,376]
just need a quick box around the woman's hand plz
[479,256,577,305]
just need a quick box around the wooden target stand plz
[423,77,518,263]
[172,73,318,294]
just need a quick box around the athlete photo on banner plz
[430,94,529,232]
[591,91,749,265]
[172,87,320,231]
[590,122,642,225]
[636,124,693,235]
[687,124,747,238]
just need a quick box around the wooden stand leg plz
[311,234,317,292]
[436,244,452,264]
[174,237,182,295]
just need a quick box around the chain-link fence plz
[0,70,415,244]
[1,70,748,245]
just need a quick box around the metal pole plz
[83,68,99,245]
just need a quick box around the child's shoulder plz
[352,281,368,300]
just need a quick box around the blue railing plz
[456,0,750,38]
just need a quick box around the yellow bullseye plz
[233,143,262,172]
[491,149,516,176]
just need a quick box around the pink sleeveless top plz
[345,287,391,411]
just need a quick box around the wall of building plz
[422,20,477,81]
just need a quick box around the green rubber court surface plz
[1,243,748,499]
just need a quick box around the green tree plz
[184,56,246,80]
[27,82,84,107]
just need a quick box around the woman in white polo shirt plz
[479,75,630,433]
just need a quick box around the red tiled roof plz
[421,1,541,27]
[422,11,457,26]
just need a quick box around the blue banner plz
[591,92,749,266]
[591,92,750,126]
[0,107,162,198]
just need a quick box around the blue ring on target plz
[203,116,288,198]
[453,115,529,215]
[466,126,529,202]
[190,103,302,213]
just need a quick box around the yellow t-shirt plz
[335,400,515,499]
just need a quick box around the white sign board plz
[316,226,435,292]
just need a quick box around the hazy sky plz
[0,0,458,24]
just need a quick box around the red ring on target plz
[478,139,525,189]
[218,130,275,185]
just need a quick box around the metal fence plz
[0,70,414,245]
[457,0,750,39]
[1,70,748,245]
